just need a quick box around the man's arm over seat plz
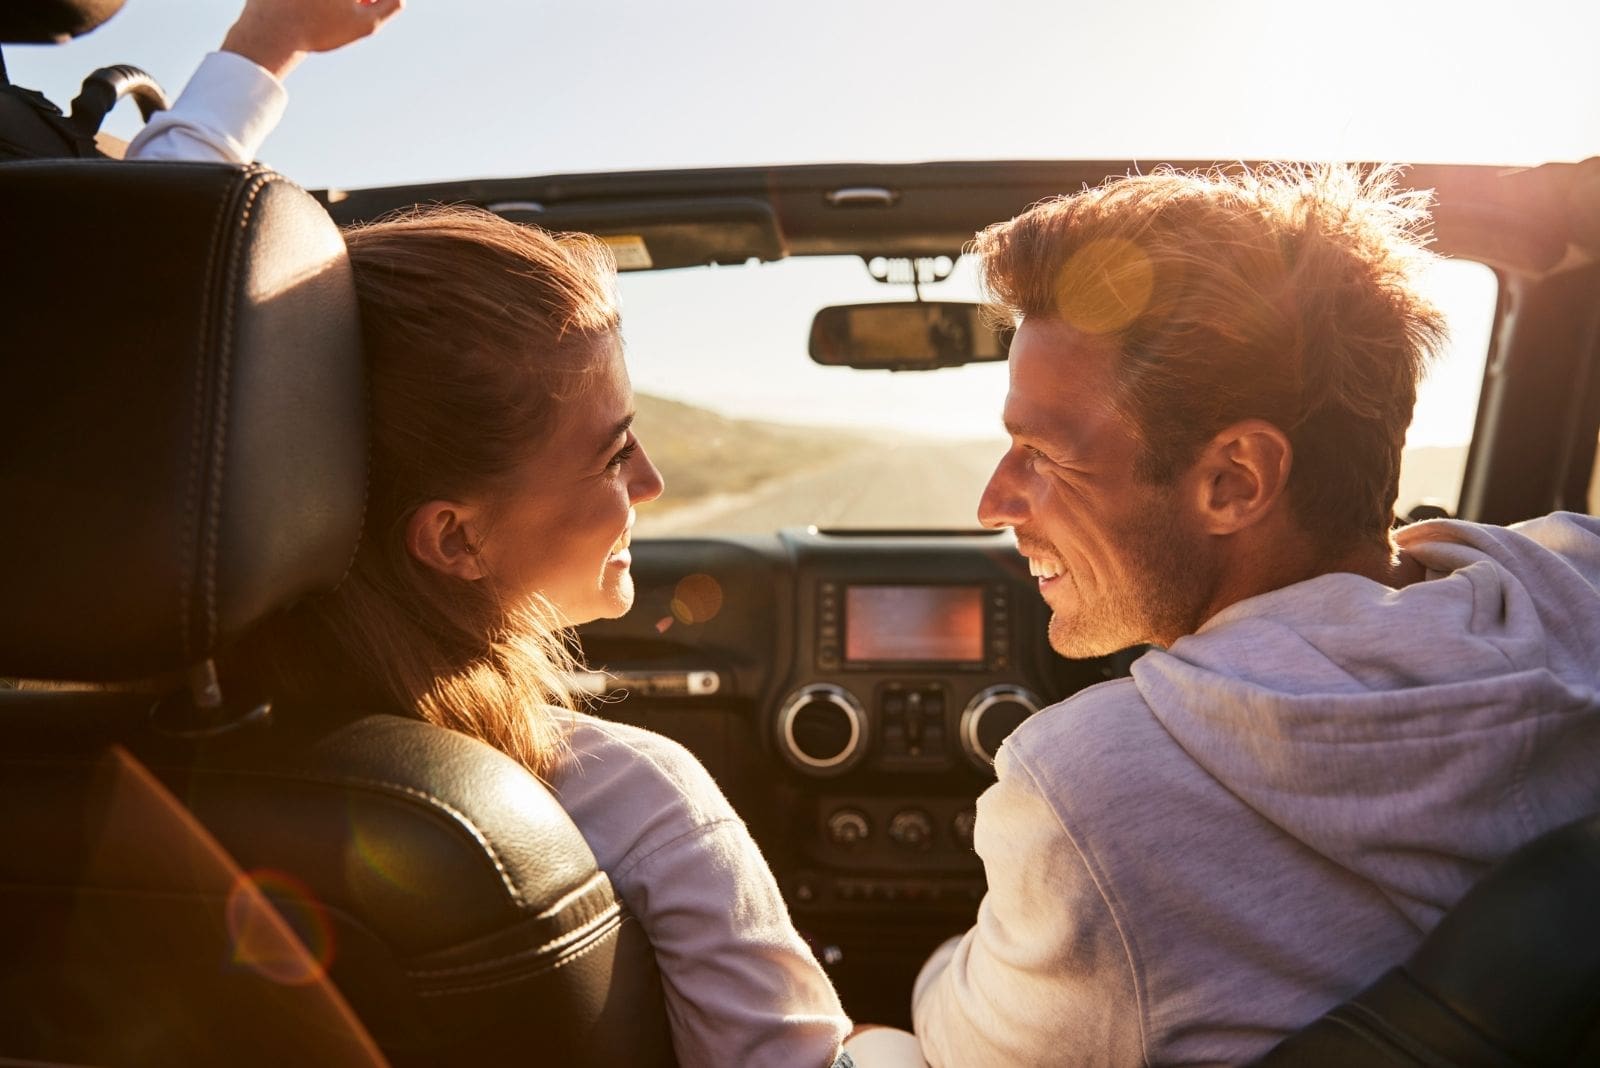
[912,743,1147,1067]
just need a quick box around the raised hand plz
[221,0,404,79]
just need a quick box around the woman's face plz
[474,333,664,625]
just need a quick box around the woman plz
[140,6,857,1063]
[234,206,853,1067]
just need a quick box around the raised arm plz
[126,0,403,164]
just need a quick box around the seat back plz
[0,160,673,1066]
[1252,813,1600,1066]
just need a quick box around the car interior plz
[3,2,1599,1065]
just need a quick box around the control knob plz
[951,808,977,850]
[825,808,871,848]
[887,809,934,852]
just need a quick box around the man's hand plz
[221,0,404,80]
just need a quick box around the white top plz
[125,50,287,164]
[914,513,1600,1066]
[553,713,850,1067]
[126,56,851,1065]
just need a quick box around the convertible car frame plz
[3,3,1598,1054]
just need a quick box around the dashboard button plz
[951,808,977,849]
[825,808,871,848]
[887,809,935,852]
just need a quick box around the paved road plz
[638,438,1007,536]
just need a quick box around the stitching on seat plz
[178,174,239,662]
[410,912,628,995]
[200,168,272,653]
[535,871,611,922]
[336,289,371,591]
[405,894,621,980]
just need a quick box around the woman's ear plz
[405,501,486,580]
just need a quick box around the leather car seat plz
[1251,813,1600,1066]
[0,159,675,1067]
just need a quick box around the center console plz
[771,530,1077,923]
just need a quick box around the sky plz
[11,0,1597,188]
[6,0,1589,446]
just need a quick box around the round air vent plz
[777,684,867,776]
[958,685,1041,771]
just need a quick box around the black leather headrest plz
[0,0,123,43]
[0,161,365,681]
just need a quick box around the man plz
[910,166,1600,1065]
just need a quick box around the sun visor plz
[487,196,785,270]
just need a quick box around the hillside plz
[635,393,879,514]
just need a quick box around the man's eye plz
[607,441,638,470]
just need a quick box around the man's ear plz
[1187,419,1293,535]
[405,500,487,580]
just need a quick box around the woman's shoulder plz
[560,709,721,794]
[548,709,740,874]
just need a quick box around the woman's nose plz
[631,443,665,505]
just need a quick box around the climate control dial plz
[825,808,871,848]
[887,809,934,852]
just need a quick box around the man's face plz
[978,318,1216,656]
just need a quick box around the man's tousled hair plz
[975,164,1449,554]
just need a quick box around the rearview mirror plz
[808,301,1012,371]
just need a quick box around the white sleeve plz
[911,745,1146,1067]
[125,51,287,164]
[555,715,850,1067]
[618,816,851,1068]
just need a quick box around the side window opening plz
[1398,258,1499,517]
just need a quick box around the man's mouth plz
[609,529,632,559]
[1026,556,1063,580]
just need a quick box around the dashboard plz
[577,528,1124,1024]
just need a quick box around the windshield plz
[626,255,1497,535]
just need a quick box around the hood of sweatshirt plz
[1131,512,1600,927]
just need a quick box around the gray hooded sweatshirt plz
[913,513,1600,1067]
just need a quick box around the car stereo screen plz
[844,585,984,663]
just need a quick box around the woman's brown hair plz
[234,206,620,778]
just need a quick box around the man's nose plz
[977,452,1028,530]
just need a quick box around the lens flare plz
[226,869,334,986]
[344,803,456,908]
[1054,238,1154,335]
[670,573,724,625]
